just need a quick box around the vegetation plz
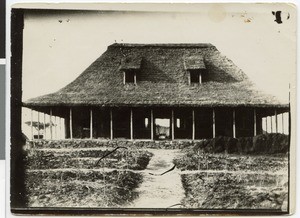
[26,170,142,207]
[24,145,153,207]
[174,137,288,210]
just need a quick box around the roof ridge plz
[108,43,215,48]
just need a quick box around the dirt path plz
[129,149,185,208]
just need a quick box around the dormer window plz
[120,56,142,85]
[124,69,136,84]
[184,56,206,85]
[190,70,201,84]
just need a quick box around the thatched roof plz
[24,43,288,108]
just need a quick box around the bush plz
[192,134,289,155]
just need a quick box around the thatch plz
[120,56,142,70]
[24,43,288,108]
[184,56,206,70]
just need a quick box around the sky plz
[22,3,297,103]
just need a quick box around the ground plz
[24,141,288,211]
[130,149,184,208]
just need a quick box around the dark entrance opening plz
[174,108,192,139]
[113,108,130,139]
[195,108,213,139]
[133,108,151,139]
[154,108,171,140]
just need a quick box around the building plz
[23,43,289,140]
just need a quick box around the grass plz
[25,170,143,207]
[25,148,153,170]
[24,145,153,207]
[174,149,288,210]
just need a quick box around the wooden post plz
[43,113,46,139]
[151,109,154,140]
[199,72,202,84]
[90,108,93,139]
[37,111,40,139]
[130,108,133,140]
[265,116,268,134]
[212,108,216,138]
[50,108,53,140]
[30,109,33,140]
[59,117,62,139]
[123,71,125,85]
[134,72,137,85]
[270,115,273,133]
[171,109,174,140]
[275,109,278,133]
[54,116,57,139]
[69,108,73,139]
[254,109,257,136]
[192,109,195,140]
[282,113,284,134]
[233,109,236,138]
[110,108,113,140]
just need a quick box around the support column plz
[254,109,257,136]
[212,108,216,138]
[270,116,273,133]
[54,116,57,139]
[192,109,195,140]
[50,108,53,140]
[171,109,174,140]
[69,108,73,139]
[282,113,284,134]
[130,108,133,140]
[134,73,137,85]
[275,109,278,133]
[43,113,46,139]
[233,109,236,138]
[30,109,33,140]
[37,111,40,139]
[110,109,113,140]
[59,117,62,139]
[90,108,93,139]
[265,116,268,134]
[151,109,154,140]
[199,73,202,84]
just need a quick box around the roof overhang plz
[120,56,142,70]
[184,56,206,70]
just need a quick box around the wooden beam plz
[69,108,73,139]
[254,109,257,136]
[130,108,133,140]
[212,108,216,138]
[30,109,33,140]
[37,111,40,139]
[50,108,53,140]
[151,109,154,140]
[192,109,195,140]
[275,109,278,133]
[233,109,236,138]
[90,108,93,139]
[171,109,174,140]
[110,109,113,140]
